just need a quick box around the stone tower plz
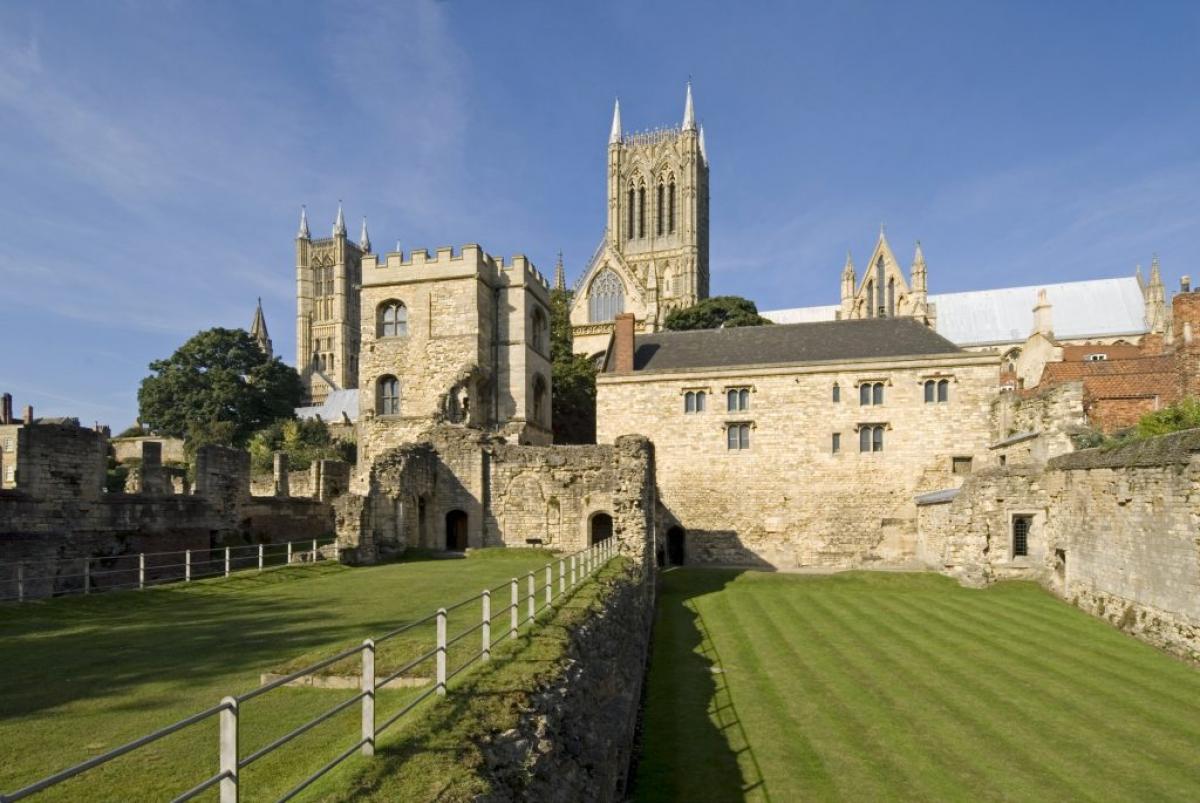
[295,203,365,404]
[569,84,710,357]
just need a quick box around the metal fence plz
[0,537,338,603]
[0,538,619,803]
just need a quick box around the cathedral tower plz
[569,84,710,357]
[295,203,365,404]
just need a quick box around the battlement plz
[361,244,549,292]
[624,125,684,146]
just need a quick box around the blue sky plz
[2,1,1198,429]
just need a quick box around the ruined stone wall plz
[923,430,1200,661]
[336,426,655,565]
[16,423,106,502]
[194,445,251,512]
[597,353,997,569]
[992,381,1085,458]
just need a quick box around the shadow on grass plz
[0,564,367,719]
[631,567,770,803]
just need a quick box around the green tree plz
[247,418,356,474]
[549,286,597,444]
[137,327,304,448]
[1135,397,1200,438]
[663,295,773,331]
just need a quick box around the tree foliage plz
[549,286,597,444]
[663,295,773,331]
[137,328,304,448]
[247,418,355,474]
[1135,397,1200,438]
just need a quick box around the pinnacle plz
[297,205,310,239]
[682,82,696,131]
[554,251,566,291]
[609,98,622,145]
[333,201,346,237]
[359,216,371,252]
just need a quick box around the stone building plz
[596,313,999,568]
[568,85,710,359]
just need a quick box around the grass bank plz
[0,548,558,801]
[634,569,1200,802]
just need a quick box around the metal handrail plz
[1,540,621,802]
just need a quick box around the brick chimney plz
[1,393,11,425]
[613,313,636,373]
[22,405,33,425]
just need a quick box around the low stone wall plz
[921,429,1200,662]
[480,558,654,802]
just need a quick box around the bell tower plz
[571,84,711,356]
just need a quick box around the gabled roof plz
[608,318,963,374]
[763,276,1148,346]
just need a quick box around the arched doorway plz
[445,510,468,551]
[666,526,685,566]
[590,512,613,545]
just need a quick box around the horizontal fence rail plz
[0,538,619,803]
[0,537,339,603]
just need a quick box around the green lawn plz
[634,569,1200,803]
[0,549,560,801]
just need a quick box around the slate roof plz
[763,276,1148,346]
[610,317,963,374]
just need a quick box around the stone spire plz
[911,241,927,294]
[359,216,371,252]
[333,201,346,237]
[840,251,856,311]
[297,205,310,239]
[554,251,566,291]
[1146,255,1167,334]
[609,98,622,145]
[1033,289,1054,338]
[698,124,708,163]
[682,82,696,131]
[250,297,272,359]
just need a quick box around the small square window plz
[952,456,972,475]
[832,384,840,403]
[1012,515,1032,557]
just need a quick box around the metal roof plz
[295,389,359,423]
[610,317,963,374]
[763,276,1148,347]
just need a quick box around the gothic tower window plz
[532,374,547,425]
[628,185,635,240]
[377,375,400,415]
[669,179,676,233]
[865,281,874,317]
[588,268,626,322]
[638,183,646,238]
[378,301,407,337]
[530,307,547,354]
[656,182,664,235]
[887,277,895,317]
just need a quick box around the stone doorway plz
[445,510,468,551]
[666,526,685,566]
[590,512,613,545]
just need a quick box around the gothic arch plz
[588,267,626,322]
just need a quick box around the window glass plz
[937,379,949,402]
[832,433,840,453]
[1013,516,1031,557]
[872,383,884,405]
[924,380,935,403]
[727,389,738,411]
[739,388,750,410]
[859,428,871,452]
[859,384,870,405]
[685,392,695,413]
[872,426,884,452]
[696,391,706,412]
[832,383,840,403]
[739,424,750,449]
[727,425,739,450]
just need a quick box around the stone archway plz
[666,526,685,566]
[590,512,614,545]
[445,510,468,551]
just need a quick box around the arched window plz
[924,380,935,403]
[638,184,646,238]
[832,383,840,403]
[859,427,871,452]
[532,374,547,425]
[872,383,884,405]
[627,186,635,239]
[530,307,547,353]
[684,390,707,414]
[656,182,665,235]
[726,387,750,412]
[859,383,871,405]
[378,301,408,338]
[865,281,874,317]
[860,425,884,452]
[669,180,676,233]
[887,278,895,317]
[377,375,400,415]
[726,423,750,450]
[872,425,884,452]
[588,269,625,322]
[937,379,949,402]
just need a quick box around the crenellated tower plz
[295,203,364,404]
[569,84,710,357]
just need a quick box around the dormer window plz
[1084,353,1108,362]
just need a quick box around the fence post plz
[510,578,518,639]
[83,558,90,595]
[139,553,146,590]
[311,538,317,561]
[224,546,231,578]
[559,558,565,596]
[361,640,375,756]
[481,590,491,662]
[185,549,192,582]
[436,609,447,697]
[258,544,264,572]
[17,562,24,602]
[545,564,552,608]
[219,696,239,803]
[571,555,577,587]
[334,540,341,563]
[527,572,535,624]
[286,541,293,565]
